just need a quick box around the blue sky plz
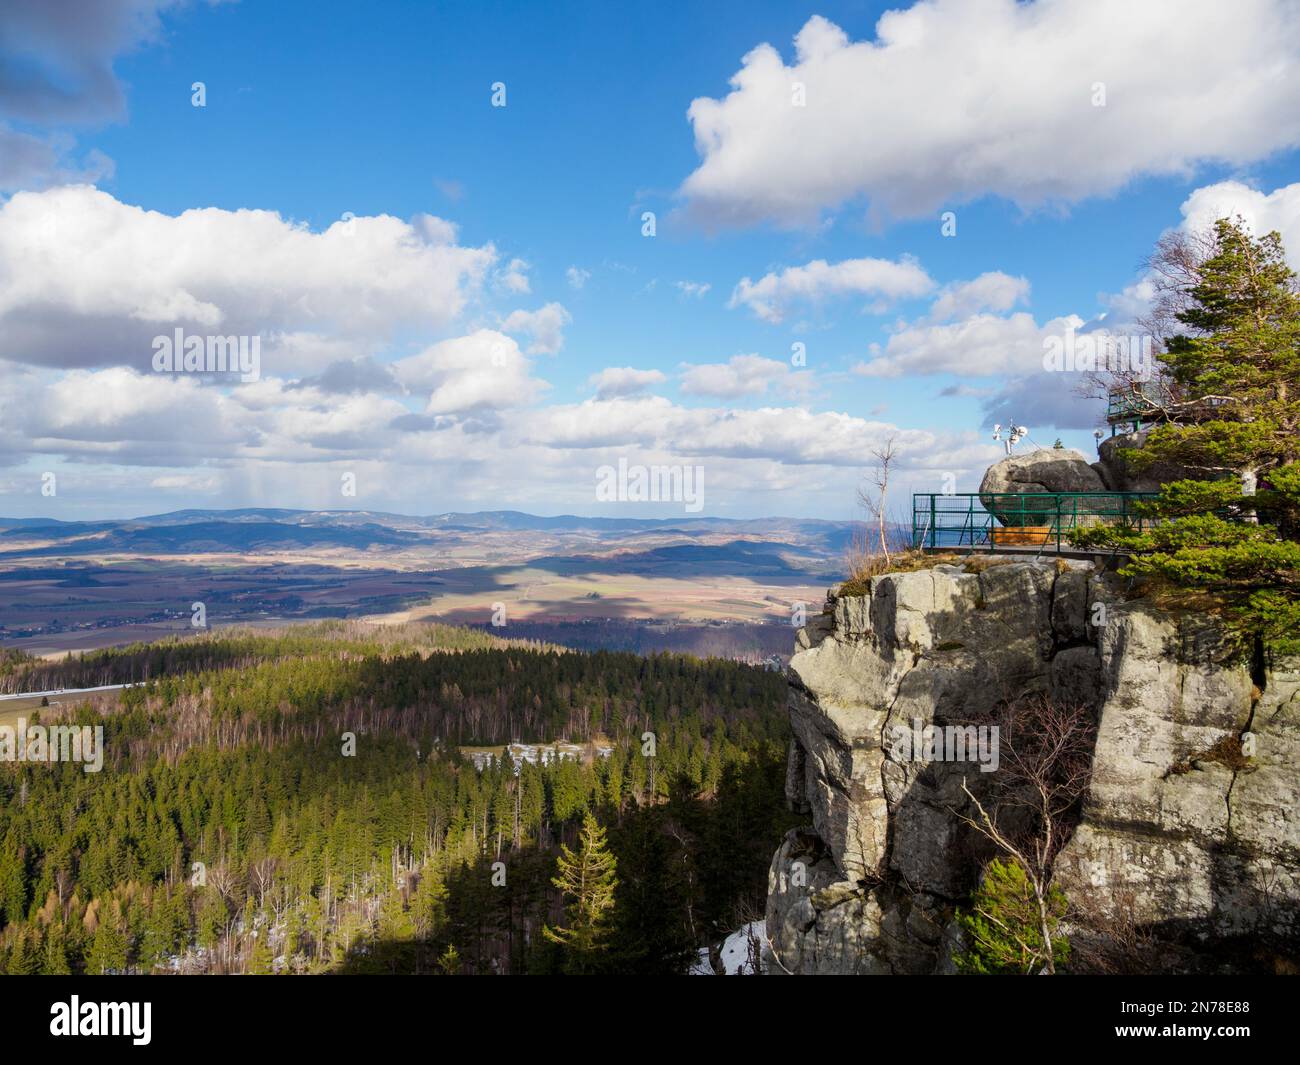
[2,0,1299,520]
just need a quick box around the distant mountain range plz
[0,508,865,557]
[0,507,856,534]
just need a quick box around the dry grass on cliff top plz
[838,550,1047,597]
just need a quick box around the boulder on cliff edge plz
[1093,429,1217,493]
[978,447,1106,525]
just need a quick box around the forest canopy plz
[0,622,795,976]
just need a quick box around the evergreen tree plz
[376,883,416,959]
[197,891,229,950]
[542,812,618,974]
[491,781,514,857]
[436,943,461,974]
[956,859,1069,976]
[519,764,545,840]
[246,930,274,974]
[410,865,449,940]
[86,919,129,974]
[7,928,40,975]
[0,833,27,927]
[42,923,72,975]
[1075,217,1300,651]
[606,810,694,974]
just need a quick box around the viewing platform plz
[912,491,1157,557]
[1106,381,1174,435]
[1105,380,1229,436]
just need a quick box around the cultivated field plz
[0,509,849,658]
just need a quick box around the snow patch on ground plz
[688,921,764,975]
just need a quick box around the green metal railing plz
[912,491,1158,553]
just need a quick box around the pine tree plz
[246,930,274,974]
[1075,217,1300,651]
[550,759,588,825]
[139,895,175,969]
[0,833,27,927]
[410,865,448,940]
[1159,218,1300,473]
[542,812,618,974]
[197,890,229,950]
[7,928,40,975]
[606,810,694,973]
[377,883,415,945]
[86,918,128,974]
[519,764,545,841]
[491,781,514,858]
[956,859,1069,975]
[436,943,460,974]
[42,923,72,975]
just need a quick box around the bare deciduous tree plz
[952,694,1098,974]
[206,863,240,905]
[1078,222,1241,426]
[858,434,899,569]
[249,857,278,906]
[1068,887,1158,975]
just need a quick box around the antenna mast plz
[991,419,1029,455]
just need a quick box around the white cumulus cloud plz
[0,186,498,374]
[394,330,547,415]
[679,354,791,398]
[927,272,1030,323]
[1178,180,1300,267]
[855,312,1083,379]
[500,302,571,355]
[680,2,1300,228]
[588,366,667,399]
[728,256,933,323]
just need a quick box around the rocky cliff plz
[765,558,1300,974]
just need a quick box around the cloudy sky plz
[2,0,1300,521]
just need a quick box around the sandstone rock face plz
[1093,429,1217,493]
[765,558,1300,975]
[1053,608,1300,949]
[979,448,1108,526]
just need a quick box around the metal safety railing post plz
[911,491,1159,553]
